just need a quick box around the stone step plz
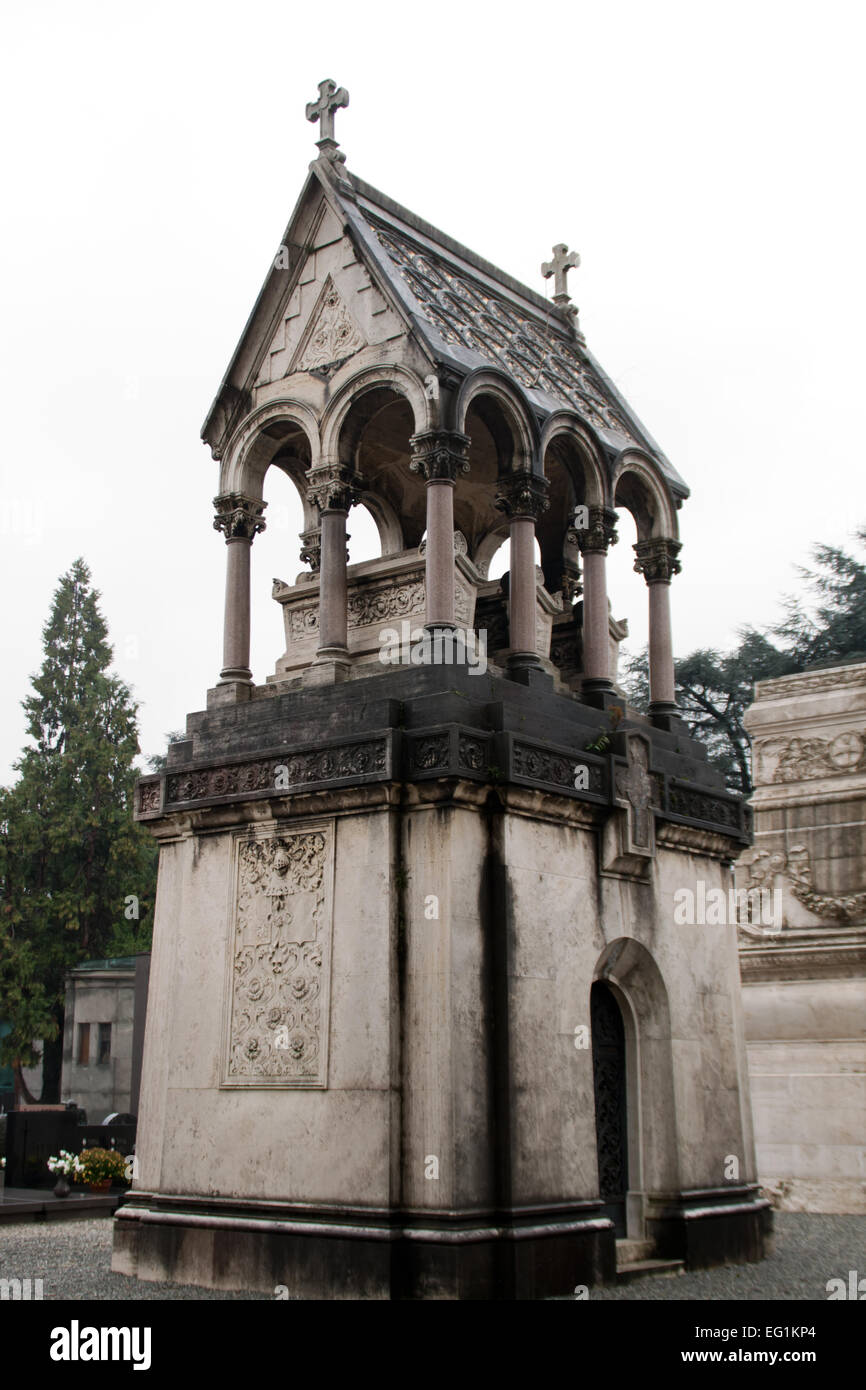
[616,1257,686,1284]
[616,1238,654,1265]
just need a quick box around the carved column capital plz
[633,537,682,584]
[409,430,470,484]
[494,471,550,520]
[299,527,322,572]
[305,463,363,515]
[213,493,267,541]
[571,505,618,554]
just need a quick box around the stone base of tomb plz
[646,1185,773,1269]
[117,664,768,1299]
[112,1196,616,1299]
[113,1186,771,1297]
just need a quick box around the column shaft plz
[213,492,266,687]
[648,581,675,707]
[509,515,537,656]
[425,480,455,629]
[633,536,682,716]
[574,507,618,696]
[494,471,549,675]
[581,549,610,685]
[221,538,252,680]
[318,508,349,654]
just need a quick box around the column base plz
[580,680,620,710]
[208,680,253,708]
[649,702,686,733]
[303,651,352,686]
[507,654,553,691]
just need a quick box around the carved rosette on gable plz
[305,462,364,515]
[494,471,550,521]
[223,822,334,1088]
[409,430,470,484]
[633,537,682,584]
[292,275,366,374]
[572,506,618,555]
[213,493,267,541]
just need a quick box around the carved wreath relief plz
[223,824,333,1088]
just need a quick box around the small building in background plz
[61,954,151,1120]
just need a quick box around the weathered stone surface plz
[737,661,866,1213]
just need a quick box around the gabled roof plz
[202,157,688,500]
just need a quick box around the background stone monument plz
[112,81,769,1298]
[737,661,866,1213]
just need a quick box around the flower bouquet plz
[47,1149,80,1198]
[73,1146,127,1193]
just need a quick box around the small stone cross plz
[541,243,580,304]
[306,79,350,147]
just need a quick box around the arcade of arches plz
[212,381,682,717]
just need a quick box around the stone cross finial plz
[541,243,580,304]
[306,79,349,157]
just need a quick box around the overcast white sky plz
[1,0,864,779]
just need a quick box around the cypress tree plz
[0,558,157,1103]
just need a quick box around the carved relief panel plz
[221,821,335,1088]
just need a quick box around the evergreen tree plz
[771,527,866,667]
[621,528,865,794]
[0,559,157,1103]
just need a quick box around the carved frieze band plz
[222,822,334,1088]
[135,730,747,842]
[213,493,267,541]
[633,537,682,584]
[755,664,866,700]
[287,576,471,638]
[753,729,866,784]
[134,737,390,816]
[494,471,550,521]
[409,430,470,483]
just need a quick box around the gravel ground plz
[0,1212,863,1300]
[589,1212,866,1300]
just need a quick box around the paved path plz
[0,1212,863,1299]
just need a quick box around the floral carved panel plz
[222,822,334,1088]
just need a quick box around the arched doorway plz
[591,980,629,1237]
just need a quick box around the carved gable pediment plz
[290,273,366,373]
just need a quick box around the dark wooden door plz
[591,981,628,1237]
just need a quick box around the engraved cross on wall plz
[306,79,350,145]
[616,740,653,850]
[542,243,580,305]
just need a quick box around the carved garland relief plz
[754,729,866,784]
[287,576,471,639]
[739,843,866,925]
[222,823,334,1088]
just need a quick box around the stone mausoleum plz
[737,661,866,1214]
[113,81,770,1298]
